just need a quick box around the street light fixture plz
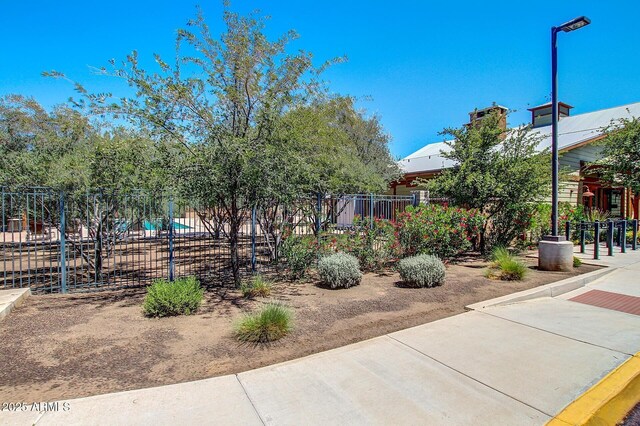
[548,15,591,239]
[558,16,591,33]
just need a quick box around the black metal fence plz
[565,219,639,259]
[1,189,416,293]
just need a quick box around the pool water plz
[143,220,192,231]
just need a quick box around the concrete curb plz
[546,352,640,426]
[0,288,31,322]
[465,267,614,311]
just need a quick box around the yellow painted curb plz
[547,353,640,426]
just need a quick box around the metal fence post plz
[315,193,322,235]
[59,191,67,293]
[168,196,175,282]
[369,193,374,229]
[594,221,600,260]
[315,193,322,261]
[579,220,585,253]
[251,206,257,272]
[621,220,627,253]
[633,219,638,251]
[565,221,570,242]
[607,220,614,257]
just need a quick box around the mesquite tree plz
[46,7,399,286]
[48,7,337,286]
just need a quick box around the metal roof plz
[399,102,640,174]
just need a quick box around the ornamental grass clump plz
[486,246,528,281]
[143,276,204,317]
[235,302,293,343]
[240,274,272,298]
[397,254,446,288]
[317,252,362,289]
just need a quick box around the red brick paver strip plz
[569,290,640,316]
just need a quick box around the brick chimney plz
[528,102,573,128]
[467,104,508,131]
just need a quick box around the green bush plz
[317,252,362,289]
[235,302,293,343]
[397,254,446,288]
[486,247,528,281]
[573,256,582,268]
[280,234,317,279]
[524,202,587,247]
[321,217,397,271]
[240,275,272,298]
[395,204,484,259]
[143,276,204,317]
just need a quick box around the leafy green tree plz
[598,116,640,219]
[47,7,398,285]
[0,95,168,282]
[0,94,165,193]
[423,112,550,251]
[0,94,92,188]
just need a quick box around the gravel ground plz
[0,256,599,402]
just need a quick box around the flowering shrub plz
[279,205,486,279]
[395,205,484,260]
[524,202,587,246]
[321,216,397,271]
[280,233,317,279]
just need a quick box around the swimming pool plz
[143,220,192,231]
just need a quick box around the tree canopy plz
[39,6,398,285]
[0,94,165,193]
[423,112,550,250]
[598,115,640,218]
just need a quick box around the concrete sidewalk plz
[2,251,640,425]
[0,288,30,322]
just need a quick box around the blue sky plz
[1,1,638,158]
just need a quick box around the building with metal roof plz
[392,101,640,218]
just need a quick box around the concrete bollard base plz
[538,240,574,271]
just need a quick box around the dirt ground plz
[0,255,600,402]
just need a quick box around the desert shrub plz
[280,234,317,279]
[240,275,272,298]
[573,256,582,268]
[143,276,204,317]
[317,252,362,289]
[321,216,397,271]
[395,204,484,259]
[488,202,581,250]
[486,247,528,281]
[234,302,293,343]
[397,254,446,288]
[487,203,538,250]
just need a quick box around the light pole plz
[539,15,591,272]
[549,16,591,238]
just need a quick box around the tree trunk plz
[479,221,489,254]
